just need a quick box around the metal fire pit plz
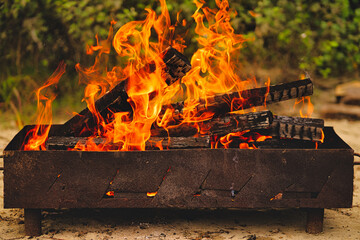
[3,125,353,236]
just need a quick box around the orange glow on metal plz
[270,192,283,201]
[147,192,158,197]
[106,191,114,197]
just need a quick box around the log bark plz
[46,135,210,150]
[150,110,273,137]
[212,115,324,143]
[166,78,313,118]
[264,115,324,141]
[57,47,191,137]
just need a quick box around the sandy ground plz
[0,120,359,240]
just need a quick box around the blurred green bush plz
[0,0,359,123]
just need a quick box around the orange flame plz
[23,62,66,150]
[212,131,272,149]
[106,191,114,197]
[294,96,314,118]
[71,0,261,151]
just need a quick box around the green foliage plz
[239,0,360,77]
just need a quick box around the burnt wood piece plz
[214,136,319,149]
[151,110,273,137]
[260,115,324,142]
[306,208,324,234]
[24,209,42,236]
[58,47,191,137]
[167,78,313,118]
[46,135,210,150]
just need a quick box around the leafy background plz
[1,0,359,127]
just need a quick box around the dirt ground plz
[0,119,359,240]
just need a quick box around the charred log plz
[258,115,324,142]
[211,115,324,148]
[46,135,210,150]
[269,115,324,141]
[57,47,191,137]
[166,78,313,118]
[150,110,273,137]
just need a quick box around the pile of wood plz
[48,48,324,150]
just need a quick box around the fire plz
[23,0,319,151]
[69,0,260,151]
[212,131,272,149]
[23,62,66,150]
[294,96,314,118]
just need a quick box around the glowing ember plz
[270,192,283,201]
[147,192,158,197]
[105,191,114,197]
[211,131,272,149]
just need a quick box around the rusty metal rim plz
[0,154,359,168]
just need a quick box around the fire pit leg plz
[306,208,324,234]
[24,208,42,236]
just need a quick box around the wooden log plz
[166,78,313,118]
[151,110,273,137]
[264,115,324,142]
[212,115,324,145]
[46,135,210,150]
[211,133,319,149]
[58,47,191,137]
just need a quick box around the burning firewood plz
[245,115,324,142]
[211,115,324,149]
[150,110,273,137]
[264,115,324,142]
[57,47,191,137]
[46,135,210,150]
[165,78,313,118]
[47,110,272,150]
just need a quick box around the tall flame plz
[68,0,266,151]
[23,62,66,150]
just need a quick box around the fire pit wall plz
[3,125,354,236]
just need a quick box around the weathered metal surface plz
[306,208,324,234]
[4,126,353,209]
[24,209,42,236]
